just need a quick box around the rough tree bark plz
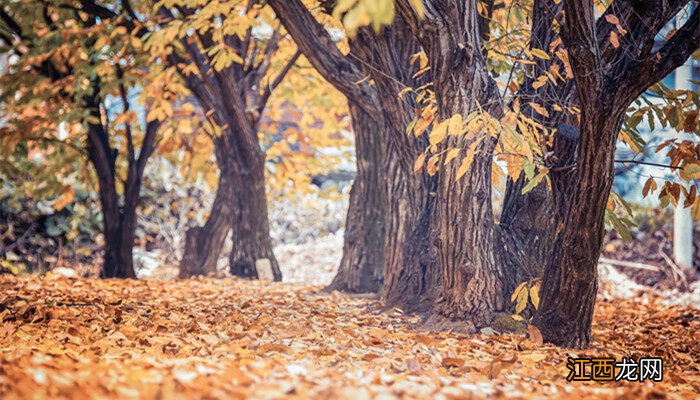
[534,0,699,348]
[165,5,295,280]
[352,24,440,311]
[395,0,512,328]
[325,103,386,293]
[269,0,441,306]
[497,0,565,284]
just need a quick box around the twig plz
[614,159,682,170]
[598,257,660,272]
[658,248,689,291]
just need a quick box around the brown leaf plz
[610,31,620,48]
[442,357,465,369]
[527,325,544,346]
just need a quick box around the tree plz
[533,0,700,348]
[268,0,387,294]
[144,0,306,280]
[0,0,167,278]
[268,0,442,303]
[391,0,699,341]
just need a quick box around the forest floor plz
[1,275,699,399]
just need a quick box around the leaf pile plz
[0,275,698,399]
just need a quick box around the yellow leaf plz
[681,164,700,182]
[426,155,440,176]
[528,102,550,118]
[414,108,435,137]
[692,197,700,221]
[429,121,447,145]
[456,152,474,180]
[414,153,426,173]
[515,286,529,314]
[398,87,413,99]
[444,148,460,165]
[522,171,547,194]
[532,76,548,89]
[530,48,550,60]
[447,114,463,135]
[605,14,620,26]
[511,282,527,303]
[530,282,540,310]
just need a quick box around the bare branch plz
[258,50,302,113]
[620,7,699,106]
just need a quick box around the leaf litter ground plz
[0,275,698,399]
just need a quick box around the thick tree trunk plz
[228,147,282,281]
[497,178,552,282]
[495,0,566,284]
[534,112,624,348]
[430,57,510,328]
[325,103,386,293]
[347,24,440,311]
[390,0,515,327]
[381,151,439,311]
[179,142,235,277]
[432,137,507,327]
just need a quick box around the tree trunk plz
[228,146,282,281]
[86,112,138,279]
[534,111,624,348]
[431,137,507,327]
[495,0,566,284]
[101,207,138,279]
[381,152,439,311]
[325,103,386,293]
[430,53,509,328]
[179,140,235,277]
[347,24,441,311]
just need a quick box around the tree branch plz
[562,0,602,106]
[266,0,381,119]
[258,50,301,114]
[620,7,700,106]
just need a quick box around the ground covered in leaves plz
[0,275,698,399]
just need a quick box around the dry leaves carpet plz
[0,275,698,399]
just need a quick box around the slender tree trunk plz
[325,103,386,293]
[228,144,282,281]
[179,139,235,277]
[534,111,624,348]
[86,112,138,279]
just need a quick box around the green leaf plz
[521,171,546,194]
[607,211,632,242]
